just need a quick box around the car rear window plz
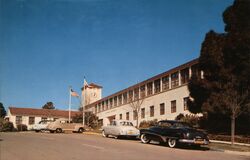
[120,122,133,126]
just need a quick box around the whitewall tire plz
[140,134,150,144]
[168,139,177,148]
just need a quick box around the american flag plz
[71,89,79,97]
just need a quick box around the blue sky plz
[0,0,233,110]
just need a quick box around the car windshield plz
[120,122,133,126]
[172,122,191,128]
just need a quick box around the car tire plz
[102,130,108,138]
[78,128,84,133]
[35,130,40,133]
[56,128,62,133]
[168,138,177,148]
[140,134,150,144]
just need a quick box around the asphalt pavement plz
[0,132,249,160]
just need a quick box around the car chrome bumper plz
[179,139,209,145]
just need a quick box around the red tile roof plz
[9,107,82,118]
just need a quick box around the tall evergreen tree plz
[0,102,7,118]
[42,102,55,109]
[188,0,250,144]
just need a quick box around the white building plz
[84,59,201,126]
[6,107,81,130]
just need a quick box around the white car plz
[102,120,140,139]
[33,120,53,132]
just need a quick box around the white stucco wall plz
[87,85,190,126]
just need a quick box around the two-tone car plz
[140,120,209,148]
[33,120,54,132]
[102,120,140,139]
[47,119,85,133]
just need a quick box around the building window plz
[154,79,161,94]
[105,100,109,110]
[118,94,122,106]
[150,106,154,117]
[160,103,165,115]
[95,105,98,113]
[171,72,179,88]
[183,97,189,111]
[162,76,169,91]
[140,85,146,98]
[123,92,127,104]
[134,88,139,100]
[128,90,133,102]
[141,108,145,119]
[16,116,22,124]
[109,98,113,108]
[191,64,200,78]
[29,117,35,125]
[147,82,153,96]
[102,101,105,110]
[126,112,129,120]
[114,96,117,107]
[133,110,137,120]
[181,68,189,84]
[98,103,101,112]
[119,114,122,120]
[171,100,177,113]
[41,117,47,121]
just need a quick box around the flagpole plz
[82,77,86,126]
[69,86,72,122]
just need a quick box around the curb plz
[210,140,250,147]
[224,150,250,156]
[83,132,102,136]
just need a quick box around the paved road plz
[0,132,248,160]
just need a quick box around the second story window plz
[181,68,189,84]
[154,79,161,93]
[102,101,105,110]
[118,94,122,106]
[147,82,153,96]
[123,92,127,104]
[105,100,109,109]
[120,114,122,120]
[109,98,113,108]
[134,88,139,100]
[162,76,169,91]
[114,96,117,107]
[171,72,179,88]
[140,85,145,98]
[128,90,133,102]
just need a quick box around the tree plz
[72,111,98,129]
[0,102,6,118]
[42,102,55,109]
[188,0,250,144]
[129,95,144,128]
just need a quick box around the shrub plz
[175,114,200,128]
[0,118,14,132]
[16,124,28,131]
[139,119,158,128]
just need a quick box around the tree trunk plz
[231,116,235,145]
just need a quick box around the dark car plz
[140,120,209,148]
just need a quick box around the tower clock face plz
[93,93,97,97]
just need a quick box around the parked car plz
[47,119,85,133]
[140,120,209,148]
[102,120,140,139]
[33,120,54,132]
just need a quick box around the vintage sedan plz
[140,120,209,148]
[102,120,140,139]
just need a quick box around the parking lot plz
[0,132,248,160]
